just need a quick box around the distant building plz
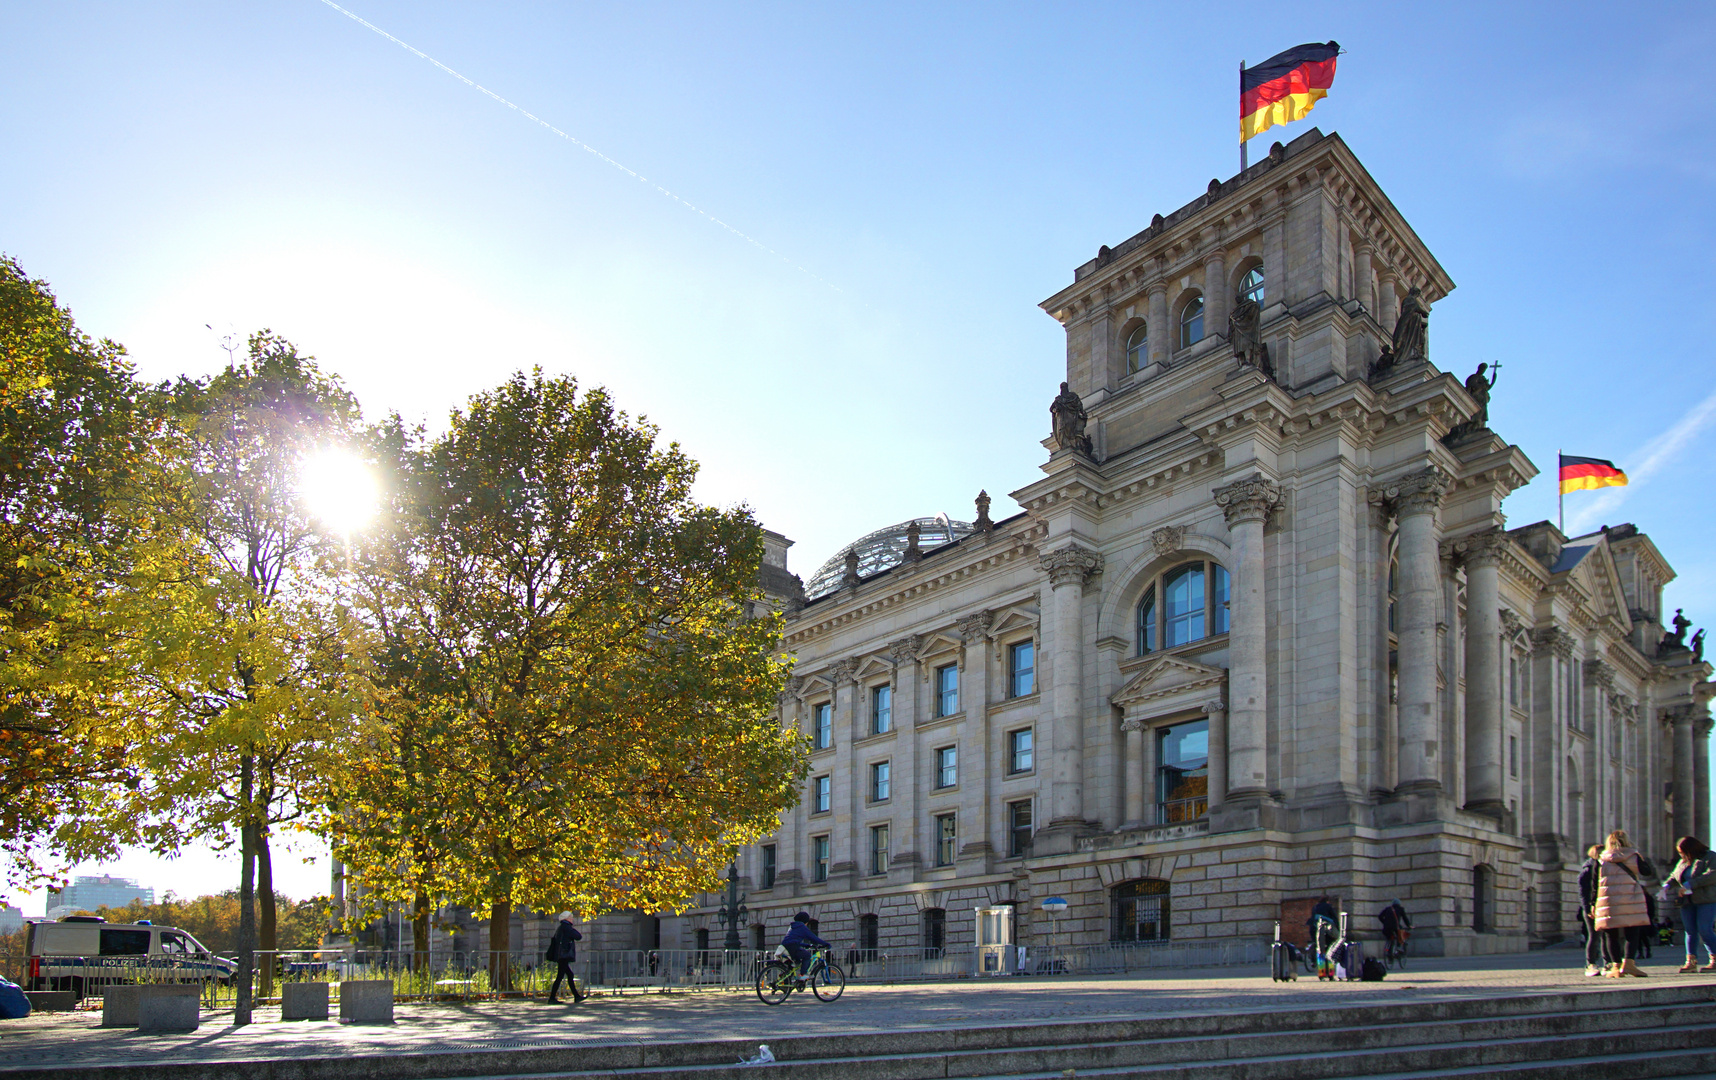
[50,875,153,914]
[0,905,21,935]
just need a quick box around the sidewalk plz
[0,949,1704,1073]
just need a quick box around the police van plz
[24,916,236,997]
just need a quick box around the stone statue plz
[902,520,923,563]
[974,489,993,530]
[1391,285,1429,364]
[841,548,860,589]
[1049,381,1092,456]
[1464,363,1499,427]
[1693,628,1706,662]
[1662,608,1692,650]
[1228,297,1272,377]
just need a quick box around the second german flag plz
[1242,42,1340,143]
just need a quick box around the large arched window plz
[1136,560,1229,655]
[1238,266,1265,305]
[1179,295,1204,349]
[1125,323,1149,374]
[1112,879,1171,943]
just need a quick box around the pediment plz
[916,630,964,661]
[1111,655,1227,709]
[854,655,894,683]
[1569,538,1633,634]
[989,604,1040,639]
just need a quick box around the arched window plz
[1112,879,1171,943]
[1238,266,1265,305]
[1136,560,1229,655]
[1179,295,1204,349]
[1125,323,1149,374]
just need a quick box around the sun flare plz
[299,448,380,536]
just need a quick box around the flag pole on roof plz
[1241,42,1341,163]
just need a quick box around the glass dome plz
[804,516,975,601]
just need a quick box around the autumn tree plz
[329,372,804,983]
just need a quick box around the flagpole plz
[1557,448,1563,536]
[1239,60,1248,172]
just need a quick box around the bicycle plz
[755,946,845,1005]
[1383,929,1411,970]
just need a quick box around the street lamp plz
[717,861,747,951]
[1041,896,1068,973]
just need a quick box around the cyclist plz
[782,912,830,984]
[1378,898,1411,958]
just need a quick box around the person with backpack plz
[1378,899,1411,956]
[1595,830,1652,977]
[546,912,585,1003]
[1578,844,1611,976]
[1667,835,1716,973]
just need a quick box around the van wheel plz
[69,977,85,1000]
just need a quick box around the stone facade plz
[663,130,1713,960]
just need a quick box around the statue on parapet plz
[1050,381,1093,456]
[1692,628,1705,662]
[1662,608,1693,651]
[1228,298,1273,379]
[1463,362,1499,427]
[1392,286,1429,363]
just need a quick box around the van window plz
[159,932,190,954]
[99,928,151,956]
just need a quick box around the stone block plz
[23,991,76,1012]
[338,980,394,1023]
[281,981,330,1021]
[100,984,140,1027]
[137,985,199,1033]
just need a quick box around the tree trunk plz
[488,900,512,991]
[257,834,276,999]
[412,891,431,974]
[234,754,257,1026]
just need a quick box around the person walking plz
[1595,830,1651,978]
[1667,836,1716,973]
[1578,844,1610,977]
[547,912,585,1004]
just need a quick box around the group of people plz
[1580,830,1716,977]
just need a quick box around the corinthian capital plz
[1449,527,1510,568]
[1038,544,1103,589]
[1212,476,1283,526]
[887,635,922,665]
[1383,465,1449,516]
[828,658,861,685]
[958,610,994,642]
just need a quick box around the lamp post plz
[1041,896,1068,974]
[717,861,747,952]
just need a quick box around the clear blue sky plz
[3,2,1712,908]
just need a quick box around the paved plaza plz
[0,949,1709,1073]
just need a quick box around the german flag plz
[1559,454,1628,494]
[1242,42,1340,143]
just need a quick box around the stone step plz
[1346,1046,1716,1080]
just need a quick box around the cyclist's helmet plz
[793,911,811,924]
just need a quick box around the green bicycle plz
[756,946,845,1005]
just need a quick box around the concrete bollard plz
[23,991,77,1012]
[281,981,330,1021]
[337,980,394,1024]
[136,985,200,1034]
[100,985,141,1027]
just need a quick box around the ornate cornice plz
[1531,626,1577,659]
[1150,525,1187,558]
[1381,465,1449,516]
[1039,545,1103,590]
[1212,476,1283,527]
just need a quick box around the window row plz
[808,730,1035,813]
[809,643,1036,750]
[1137,560,1230,655]
[1123,266,1266,375]
[803,800,1038,883]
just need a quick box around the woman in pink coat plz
[1595,829,1651,977]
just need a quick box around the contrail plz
[1567,383,1716,532]
[316,0,838,291]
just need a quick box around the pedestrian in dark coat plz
[547,912,585,1003]
[1578,845,1611,976]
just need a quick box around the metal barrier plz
[13,953,234,1007]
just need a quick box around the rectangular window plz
[936,745,958,788]
[1509,658,1519,706]
[871,760,891,802]
[936,663,959,716]
[935,813,957,866]
[813,836,830,883]
[1509,735,1519,778]
[761,844,777,889]
[814,702,832,749]
[1157,719,1210,823]
[871,684,892,734]
[1009,641,1035,697]
[1008,799,1033,857]
[870,824,890,875]
[1009,728,1034,773]
[813,775,831,814]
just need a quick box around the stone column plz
[1455,529,1508,818]
[888,636,922,872]
[829,658,860,888]
[1378,271,1400,332]
[779,679,807,895]
[1354,245,1374,314]
[1387,467,1449,791]
[1039,545,1102,834]
[1674,708,1696,841]
[1204,699,1228,811]
[957,612,994,866]
[1121,715,1146,827]
[1213,476,1282,800]
[1089,308,1116,393]
[1203,239,1228,345]
[1147,283,1170,369]
[1698,718,1712,842]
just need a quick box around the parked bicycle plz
[755,946,844,1005]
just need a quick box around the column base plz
[1208,792,1283,833]
[1375,781,1456,826]
[1462,798,1509,828]
[1031,819,1099,856]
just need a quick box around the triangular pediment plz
[1567,536,1633,634]
[1111,655,1227,708]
